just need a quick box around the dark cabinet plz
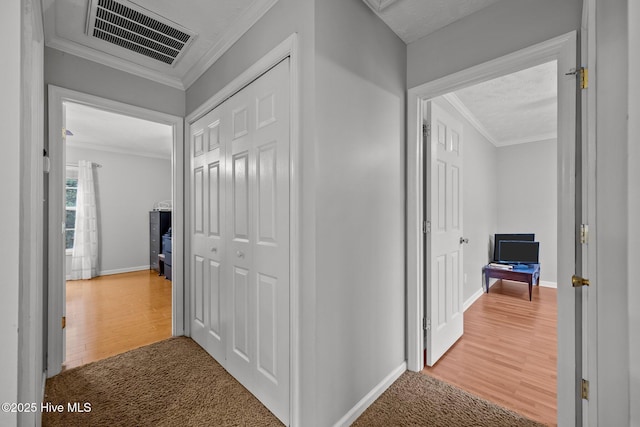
[150,211,171,272]
[162,233,172,280]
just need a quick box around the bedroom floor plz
[422,281,557,426]
[64,270,172,370]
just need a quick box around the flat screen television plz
[493,233,535,261]
[497,240,539,264]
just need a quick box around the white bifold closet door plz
[190,58,290,424]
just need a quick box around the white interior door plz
[190,101,226,363]
[190,58,290,424]
[425,99,464,366]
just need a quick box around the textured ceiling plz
[42,0,277,89]
[451,61,557,147]
[65,102,173,159]
[364,0,502,43]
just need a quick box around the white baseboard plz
[66,265,151,280]
[463,287,484,311]
[539,280,557,288]
[100,265,151,276]
[333,361,407,427]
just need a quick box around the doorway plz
[62,101,173,369]
[407,32,582,425]
[420,60,559,424]
[47,86,185,377]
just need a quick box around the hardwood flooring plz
[64,270,172,370]
[422,280,557,426]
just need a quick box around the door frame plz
[406,31,590,424]
[184,33,300,426]
[47,85,185,377]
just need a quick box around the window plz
[65,167,78,250]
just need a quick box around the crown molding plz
[442,93,557,148]
[43,0,280,91]
[362,0,399,13]
[182,0,280,88]
[442,93,500,146]
[45,36,186,89]
[499,134,557,147]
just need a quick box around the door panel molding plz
[185,33,300,426]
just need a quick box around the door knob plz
[459,237,469,244]
[211,247,217,253]
[237,251,245,258]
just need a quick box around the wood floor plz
[64,270,172,370]
[423,280,557,426]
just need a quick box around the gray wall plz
[596,0,630,424]
[433,97,498,303]
[66,147,171,275]
[628,1,640,425]
[45,47,185,117]
[496,140,557,283]
[187,0,406,424]
[314,0,406,425]
[407,0,582,89]
[0,2,21,424]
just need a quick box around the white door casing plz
[47,86,184,377]
[425,100,464,366]
[190,58,290,424]
[407,32,581,424]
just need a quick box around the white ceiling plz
[449,61,557,147]
[43,0,278,89]
[363,0,502,43]
[65,102,173,159]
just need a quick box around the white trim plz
[45,37,185,89]
[19,1,45,425]
[43,0,279,90]
[47,85,185,376]
[581,1,599,425]
[407,32,578,424]
[332,362,406,427]
[184,33,301,426]
[182,0,279,88]
[539,280,558,289]
[442,93,499,146]
[66,265,152,280]
[442,94,558,148]
[463,288,484,311]
[500,134,557,147]
[362,0,399,13]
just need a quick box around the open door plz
[424,100,465,366]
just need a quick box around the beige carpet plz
[44,337,282,426]
[353,371,545,427]
[44,337,544,426]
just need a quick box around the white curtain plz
[71,160,99,280]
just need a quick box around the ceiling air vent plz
[86,0,195,66]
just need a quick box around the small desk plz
[482,263,540,301]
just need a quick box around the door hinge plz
[423,221,431,234]
[423,318,431,330]
[580,224,589,244]
[580,68,588,89]
[61,316,66,329]
[581,378,589,400]
[572,275,590,288]
[566,67,588,89]
[423,123,431,137]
